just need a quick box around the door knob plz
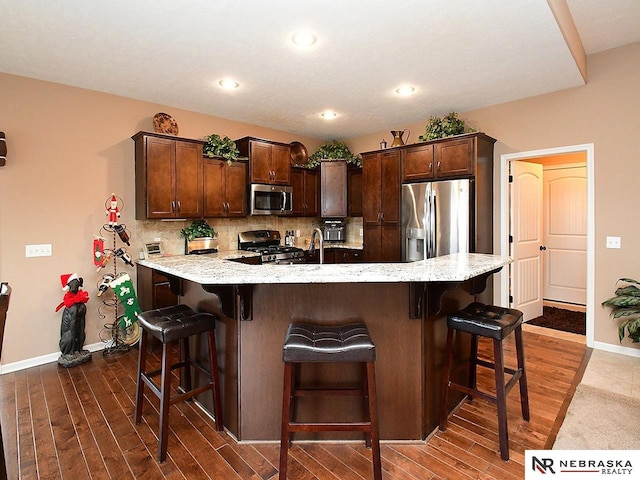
[540,245,547,251]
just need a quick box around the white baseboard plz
[593,340,640,358]
[0,341,107,375]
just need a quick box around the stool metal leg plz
[366,361,382,480]
[514,325,530,421]
[279,362,294,480]
[493,338,510,461]
[158,342,172,462]
[207,330,224,431]
[134,330,148,424]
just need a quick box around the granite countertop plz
[138,251,511,286]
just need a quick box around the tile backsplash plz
[135,217,363,256]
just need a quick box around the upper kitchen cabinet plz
[236,137,291,185]
[203,158,248,218]
[347,166,363,217]
[290,167,319,217]
[133,131,203,219]
[401,133,496,182]
[362,150,401,262]
[320,160,347,218]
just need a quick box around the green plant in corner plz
[601,277,640,343]
[418,112,475,141]
[180,220,216,241]
[202,134,240,164]
[307,140,362,168]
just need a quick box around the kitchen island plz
[137,252,510,442]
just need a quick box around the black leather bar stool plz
[439,302,529,461]
[279,323,382,480]
[134,304,224,462]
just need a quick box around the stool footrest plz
[288,422,372,432]
[294,387,362,397]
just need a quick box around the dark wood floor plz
[0,329,587,479]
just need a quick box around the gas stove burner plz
[238,230,305,264]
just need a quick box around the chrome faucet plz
[310,227,324,264]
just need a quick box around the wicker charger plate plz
[290,141,308,166]
[153,113,179,135]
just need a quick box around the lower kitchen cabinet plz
[136,265,181,311]
[307,248,363,264]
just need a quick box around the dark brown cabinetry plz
[236,137,290,185]
[401,134,492,182]
[362,150,401,262]
[321,160,347,218]
[203,158,247,217]
[307,248,363,264]
[347,166,363,217]
[133,132,203,219]
[136,265,180,311]
[290,167,319,217]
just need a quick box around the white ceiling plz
[1,0,639,140]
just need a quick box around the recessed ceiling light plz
[291,31,317,47]
[395,85,415,96]
[218,79,239,90]
[320,111,337,120]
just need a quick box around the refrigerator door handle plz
[431,192,437,257]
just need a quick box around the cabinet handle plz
[171,201,176,212]
[437,161,441,172]
[380,212,385,222]
[176,201,181,212]
[429,162,433,172]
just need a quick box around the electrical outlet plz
[296,230,301,237]
[26,244,52,257]
[606,236,621,249]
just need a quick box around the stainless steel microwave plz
[250,184,293,215]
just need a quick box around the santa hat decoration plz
[110,194,117,204]
[60,273,80,291]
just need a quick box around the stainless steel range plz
[238,230,305,264]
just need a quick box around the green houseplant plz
[307,140,362,168]
[202,134,240,164]
[601,277,640,343]
[180,220,216,241]
[418,112,475,141]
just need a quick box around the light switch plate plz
[26,244,52,257]
[606,236,621,249]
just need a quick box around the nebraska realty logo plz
[525,451,639,478]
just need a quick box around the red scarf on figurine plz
[55,289,90,312]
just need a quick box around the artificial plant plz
[601,277,640,343]
[307,140,362,168]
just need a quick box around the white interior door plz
[543,165,587,304]
[510,161,543,320]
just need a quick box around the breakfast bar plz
[137,252,510,442]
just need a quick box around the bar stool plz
[134,304,224,462]
[439,302,529,461]
[279,323,382,480]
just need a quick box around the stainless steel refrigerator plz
[401,179,474,261]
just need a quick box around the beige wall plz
[0,74,322,366]
[1,41,639,368]
[348,42,640,351]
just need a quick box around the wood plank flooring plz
[0,330,587,479]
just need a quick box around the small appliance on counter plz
[186,237,218,255]
[238,230,305,264]
[322,220,346,243]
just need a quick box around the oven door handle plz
[281,191,286,211]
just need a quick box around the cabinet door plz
[435,138,474,178]
[362,153,381,227]
[303,169,319,217]
[402,144,434,182]
[338,249,363,263]
[347,167,362,217]
[364,225,382,262]
[203,158,227,217]
[225,161,247,217]
[321,160,347,218]
[174,140,203,218]
[271,143,291,185]
[290,168,305,216]
[146,136,176,218]
[250,140,272,184]
[380,150,400,225]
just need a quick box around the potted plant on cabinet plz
[418,112,476,141]
[307,140,362,168]
[201,134,241,164]
[602,277,640,343]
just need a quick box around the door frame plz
[499,144,594,348]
